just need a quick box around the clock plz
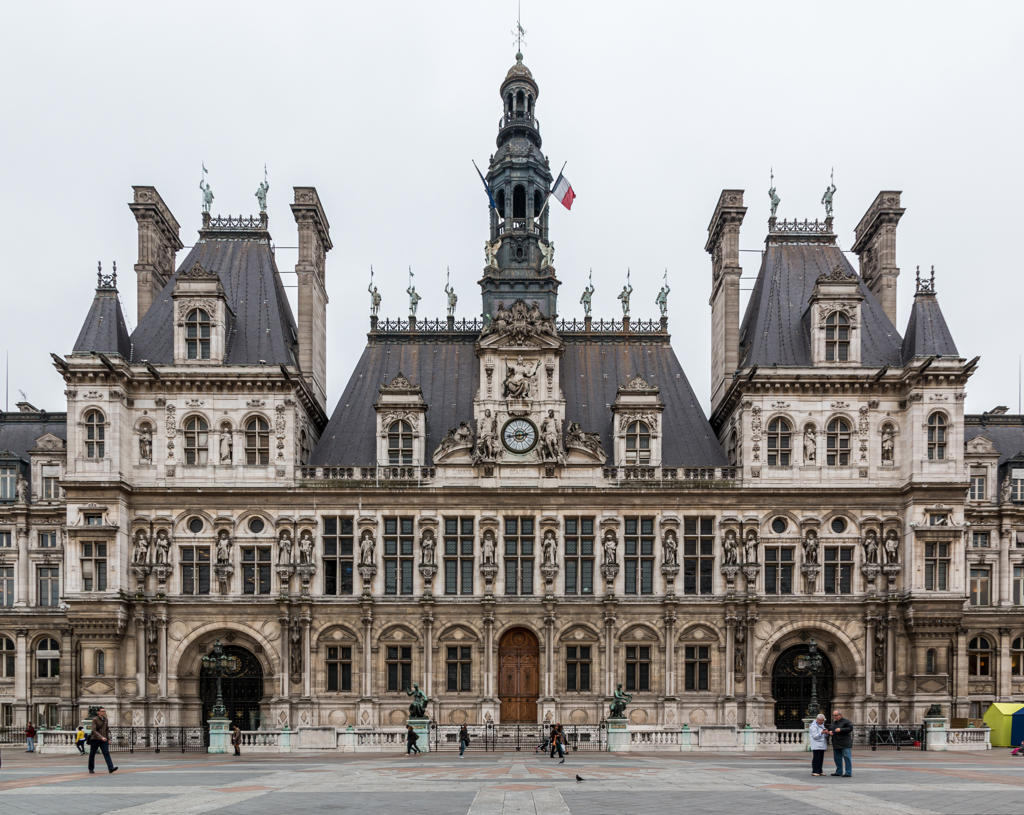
[502,418,538,454]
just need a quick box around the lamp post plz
[202,639,240,718]
[799,638,824,718]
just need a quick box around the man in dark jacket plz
[826,709,854,777]
[88,707,118,774]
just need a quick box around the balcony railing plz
[496,218,541,236]
[498,113,540,134]
[602,466,738,485]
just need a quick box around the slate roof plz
[965,416,1024,466]
[72,286,131,358]
[128,232,298,366]
[0,411,67,484]
[901,291,959,362]
[310,335,726,467]
[739,243,904,368]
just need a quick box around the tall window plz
[0,567,12,607]
[824,311,850,361]
[1012,472,1024,502]
[36,638,59,678]
[826,418,851,466]
[446,646,471,692]
[971,532,991,548]
[624,421,651,465]
[1012,638,1024,677]
[386,645,412,692]
[684,645,710,691]
[323,516,354,596]
[625,645,651,692]
[95,650,105,676]
[185,308,211,360]
[823,546,853,594]
[38,531,57,548]
[444,517,474,595]
[1015,565,1024,605]
[563,517,594,595]
[969,473,987,501]
[924,542,950,590]
[180,546,211,595]
[925,648,937,674]
[0,637,13,677]
[387,420,413,465]
[766,418,791,466]
[0,466,15,500]
[682,517,714,595]
[383,517,414,595]
[84,410,105,458]
[764,546,794,595]
[927,413,947,461]
[566,645,591,692]
[968,636,991,676]
[244,417,270,465]
[80,542,107,591]
[623,516,655,595]
[504,516,534,595]
[326,645,352,692]
[970,567,991,606]
[0,532,10,548]
[37,566,59,607]
[241,546,271,594]
[184,416,209,465]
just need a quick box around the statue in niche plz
[420,528,436,565]
[663,529,678,566]
[154,529,170,564]
[734,624,746,673]
[873,624,886,674]
[138,424,153,463]
[359,529,376,566]
[475,410,499,462]
[803,425,817,464]
[298,530,314,564]
[863,529,879,564]
[503,355,541,399]
[542,529,557,566]
[132,530,151,565]
[802,530,818,564]
[481,529,497,565]
[722,529,739,564]
[743,530,758,563]
[219,425,233,463]
[580,271,594,317]
[539,410,562,461]
[540,240,555,268]
[277,530,293,565]
[216,530,232,564]
[880,425,895,463]
[290,626,302,676]
[883,530,900,564]
[15,474,27,503]
[602,529,618,565]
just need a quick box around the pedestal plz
[408,717,431,753]
[741,723,757,751]
[802,717,814,752]
[207,716,231,754]
[679,724,693,752]
[924,716,948,752]
[606,717,629,752]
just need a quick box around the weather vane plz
[513,0,526,55]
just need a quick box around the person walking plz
[87,707,118,774]
[75,725,87,755]
[550,723,566,764]
[405,725,421,756]
[24,723,35,753]
[808,713,827,776]
[458,724,470,757]
[826,709,854,777]
[231,725,241,757]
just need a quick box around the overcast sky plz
[2,1,1022,417]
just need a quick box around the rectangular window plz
[0,466,15,501]
[823,546,853,595]
[444,517,474,596]
[84,513,103,526]
[764,546,794,595]
[682,517,715,595]
[386,645,412,692]
[970,566,991,607]
[241,546,272,594]
[180,546,211,595]
[38,531,57,548]
[0,531,10,548]
[383,517,415,595]
[1015,566,1024,605]
[326,645,352,692]
[38,566,59,607]
[41,465,60,500]
[624,516,655,595]
[80,542,107,592]
[1012,475,1024,502]
[504,516,534,595]
[36,654,59,679]
[971,531,991,548]
[565,645,591,692]
[446,646,471,692]
[969,474,986,501]
[625,645,650,692]
[924,542,950,591]
[0,704,11,727]
[0,566,12,607]
[323,516,355,596]
[684,645,710,691]
[563,517,594,595]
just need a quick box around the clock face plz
[502,418,538,454]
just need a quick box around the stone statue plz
[277,530,293,565]
[444,277,457,318]
[368,268,382,317]
[138,425,153,463]
[475,410,499,462]
[407,683,430,718]
[723,529,739,564]
[873,624,886,674]
[132,530,151,565]
[734,624,746,673]
[656,274,670,318]
[883,530,899,564]
[663,529,678,566]
[802,530,818,564]
[539,410,562,462]
[216,530,232,565]
[609,683,632,719]
[219,426,233,464]
[821,173,836,218]
[863,529,879,564]
[1002,475,1014,504]
[359,529,375,566]
[503,355,541,399]
[880,425,895,463]
[542,529,557,566]
[540,240,555,268]
[602,530,618,565]
[406,268,420,316]
[199,167,214,214]
[564,421,604,459]
[290,625,302,676]
[298,529,314,564]
[617,275,632,318]
[743,530,758,564]
[15,473,28,503]
[255,167,269,212]
[484,239,498,268]
[481,529,496,564]
[154,529,170,565]
[420,529,436,565]
[768,183,780,218]
[803,425,817,464]
[436,422,473,458]
[580,271,594,317]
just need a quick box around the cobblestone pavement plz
[0,748,1022,814]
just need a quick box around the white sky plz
[2,1,1022,417]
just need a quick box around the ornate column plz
[724,615,736,698]
[998,628,1011,699]
[421,607,434,698]
[14,628,28,717]
[135,612,146,698]
[15,526,28,607]
[157,616,168,698]
[954,628,968,716]
[662,599,677,698]
[279,613,290,698]
[302,617,312,698]
[361,608,373,698]
[603,600,617,697]
[864,616,875,697]
[481,596,496,713]
[1001,528,1013,607]
[744,610,758,696]
[885,614,896,698]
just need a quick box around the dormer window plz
[927,412,947,460]
[826,418,851,466]
[387,420,413,465]
[624,421,652,465]
[824,311,850,361]
[84,410,105,459]
[184,416,209,465]
[767,418,791,466]
[185,308,212,359]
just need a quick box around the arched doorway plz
[498,628,539,723]
[771,644,834,728]
[199,644,264,730]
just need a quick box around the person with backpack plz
[24,723,35,752]
[406,724,421,756]
[458,724,470,757]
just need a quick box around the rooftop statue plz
[821,169,836,217]
[367,267,381,317]
[407,267,421,316]
[199,163,214,214]
[444,268,457,317]
[617,270,632,318]
[656,271,670,318]
[255,165,269,212]
[769,184,780,218]
[580,270,594,317]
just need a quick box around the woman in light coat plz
[809,713,828,776]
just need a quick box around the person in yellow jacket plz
[75,726,87,755]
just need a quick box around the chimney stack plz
[290,187,332,410]
[705,190,746,412]
[129,186,183,323]
[852,191,904,326]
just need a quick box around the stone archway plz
[771,644,835,729]
[498,628,540,723]
[199,644,264,731]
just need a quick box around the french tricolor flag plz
[551,172,576,210]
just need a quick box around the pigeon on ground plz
[575,774,584,783]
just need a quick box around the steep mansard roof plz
[965,415,1024,466]
[0,410,67,488]
[72,285,131,359]
[310,335,727,467]
[901,290,959,362]
[739,243,904,368]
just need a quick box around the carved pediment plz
[32,433,64,451]
[180,261,219,280]
[966,435,997,456]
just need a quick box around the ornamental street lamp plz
[202,639,240,719]
[796,638,824,718]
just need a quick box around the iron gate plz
[104,726,208,753]
[868,725,926,751]
[430,723,606,752]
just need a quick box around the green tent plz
[983,702,1024,747]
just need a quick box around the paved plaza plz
[0,748,1021,814]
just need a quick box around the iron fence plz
[430,723,605,752]
[867,724,926,751]
[104,726,208,753]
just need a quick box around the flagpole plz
[536,162,567,220]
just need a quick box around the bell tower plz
[480,52,558,321]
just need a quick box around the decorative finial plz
[200,163,214,214]
[96,260,117,289]
[513,0,526,57]
[444,266,457,318]
[768,167,780,218]
[916,265,937,294]
[367,266,381,317]
[821,168,836,218]
[255,164,269,213]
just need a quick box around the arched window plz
[0,637,14,678]
[824,311,850,362]
[387,420,413,465]
[94,649,105,676]
[767,418,792,466]
[927,413,947,461]
[185,308,212,360]
[624,421,652,465]
[512,185,526,218]
[183,416,209,466]
[496,189,506,216]
[968,636,992,677]
[1012,638,1024,677]
[516,89,525,114]
[925,648,937,674]
[826,418,851,466]
[84,409,105,459]
[36,637,59,678]
[505,92,513,115]
[245,417,270,465]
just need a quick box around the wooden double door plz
[498,628,540,723]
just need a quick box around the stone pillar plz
[954,629,969,716]
[362,611,373,698]
[15,527,28,607]
[422,613,433,699]
[604,613,615,697]
[885,617,896,698]
[1000,529,1013,607]
[864,618,875,697]
[129,186,183,323]
[606,717,629,752]
[157,617,168,698]
[135,614,146,698]
[745,614,757,696]
[852,191,904,327]
[15,628,28,721]
[724,617,735,698]
[279,615,290,698]
[302,618,312,698]
[544,612,555,698]
[998,628,1011,699]
[291,187,332,410]
[924,716,948,751]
